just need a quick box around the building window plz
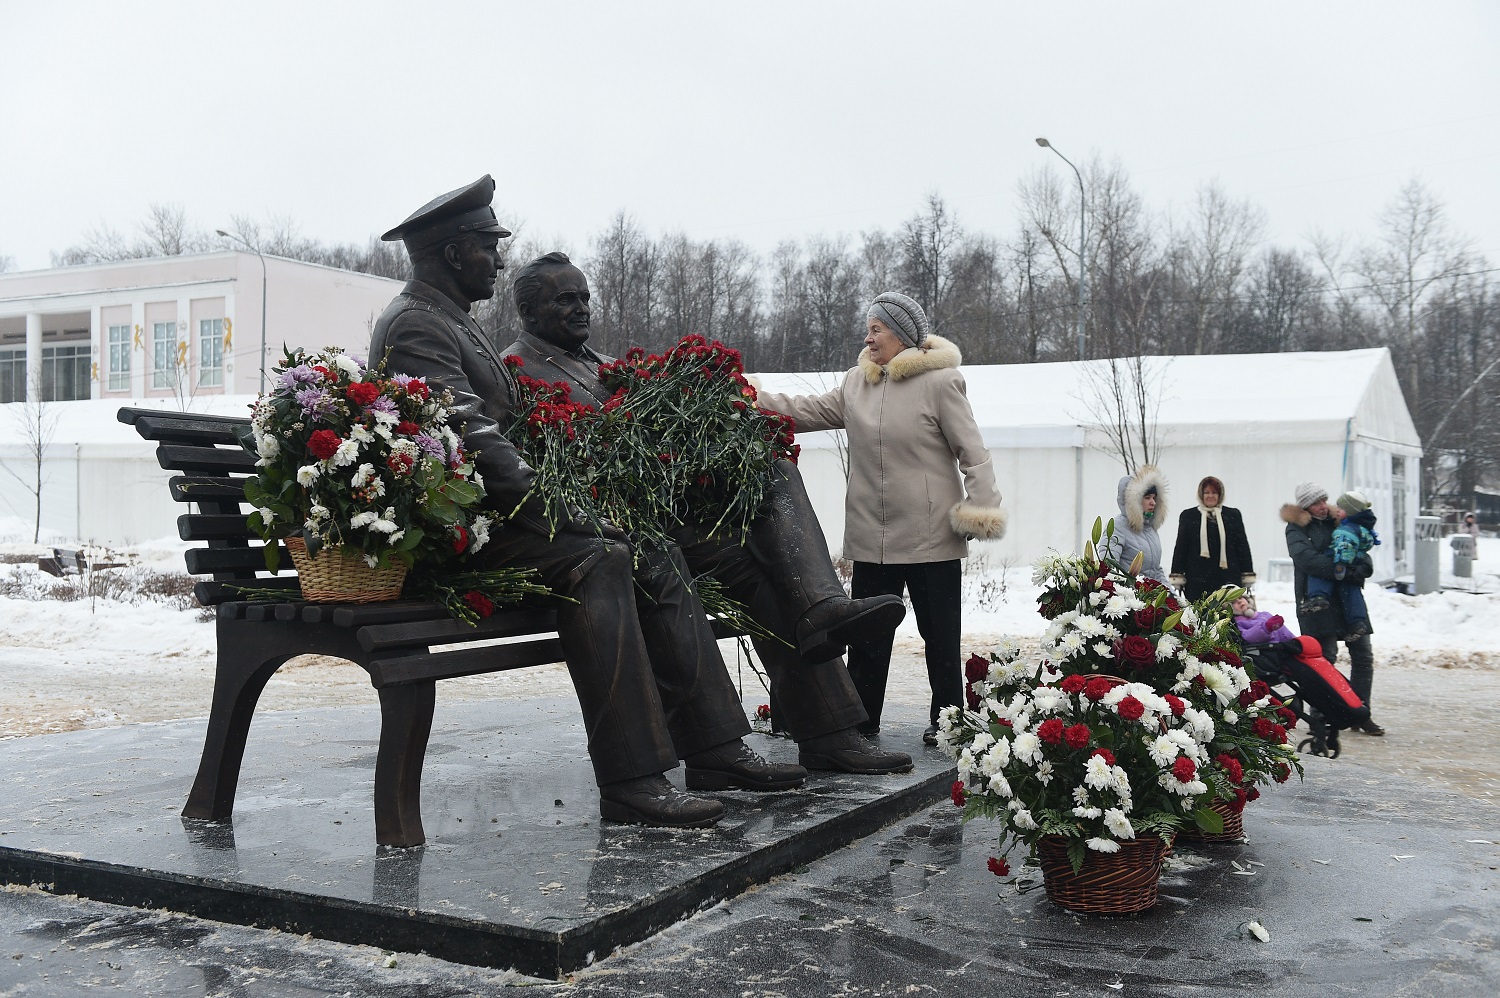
[0,347,23,403]
[108,324,132,392]
[41,344,91,401]
[152,321,178,389]
[198,318,224,388]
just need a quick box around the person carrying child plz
[1301,489,1378,638]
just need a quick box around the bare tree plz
[1072,354,1170,474]
[0,251,15,273]
[0,371,60,542]
[1172,181,1265,354]
[898,194,962,332]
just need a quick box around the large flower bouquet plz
[1027,517,1302,821]
[501,335,797,545]
[242,347,550,622]
[942,642,1210,875]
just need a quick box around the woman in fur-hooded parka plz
[752,293,1006,743]
[1170,475,1255,600]
[1104,465,1170,584]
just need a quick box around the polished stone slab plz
[0,697,952,979]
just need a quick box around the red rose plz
[1059,674,1087,695]
[1133,607,1166,630]
[951,780,967,808]
[1115,635,1156,671]
[462,590,494,618]
[1116,695,1145,721]
[1250,680,1270,699]
[1266,614,1285,632]
[1238,689,1255,708]
[965,653,989,685]
[1084,677,1114,702]
[1037,718,1066,745]
[1163,694,1186,717]
[346,382,380,407]
[1090,748,1116,766]
[452,525,469,554]
[307,429,341,460]
[396,420,422,435]
[987,857,1011,878]
[1064,723,1092,749]
[1172,756,1197,783]
[1218,648,1243,668]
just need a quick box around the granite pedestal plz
[0,697,952,979]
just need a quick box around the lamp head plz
[1035,137,1050,148]
[215,229,229,237]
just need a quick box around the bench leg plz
[374,682,436,848]
[182,647,295,822]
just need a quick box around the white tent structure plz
[758,348,1423,584]
[3,348,1423,586]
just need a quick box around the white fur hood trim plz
[858,334,962,384]
[950,500,1008,541]
[1117,465,1169,533]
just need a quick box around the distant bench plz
[38,547,126,577]
[119,406,741,847]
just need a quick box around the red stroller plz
[1240,635,1370,758]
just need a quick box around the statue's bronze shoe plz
[794,595,906,664]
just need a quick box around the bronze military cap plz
[381,175,511,251]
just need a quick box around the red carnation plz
[307,429,341,460]
[396,420,422,435]
[1090,748,1116,766]
[1064,723,1092,749]
[951,780,967,808]
[1037,718,1066,745]
[386,453,414,476]
[1163,694,1186,717]
[346,381,380,407]
[1272,723,1288,744]
[1252,717,1275,739]
[462,591,494,618]
[1083,677,1115,702]
[312,364,334,381]
[987,857,1011,878]
[1273,763,1291,784]
[1215,753,1244,784]
[1278,706,1297,726]
[1251,680,1271,699]
[755,703,772,721]
[1116,695,1145,721]
[1231,787,1249,814]
[452,525,469,554]
[1247,787,1262,801]
[503,354,524,369]
[1059,674,1087,695]
[1172,756,1197,783]
[1115,635,1156,671]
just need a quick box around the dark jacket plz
[369,281,544,531]
[1170,504,1254,600]
[500,330,612,404]
[1282,503,1374,640]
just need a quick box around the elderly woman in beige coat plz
[754,292,1007,746]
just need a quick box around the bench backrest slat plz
[129,412,250,445]
[184,545,289,576]
[156,443,258,475]
[169,476,249,504]
[179,513,256,542]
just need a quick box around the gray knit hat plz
[1294,482,1329,508]
[1335,489,1371,515]
[868,291,929,349]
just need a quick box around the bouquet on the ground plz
[1018,517,1301,823]
[501,335,798,545]
[241,347,550,622]
[942,642,1209,876]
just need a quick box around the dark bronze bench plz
[119,406,741,848]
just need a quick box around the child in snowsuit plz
[1231,593,1297,644]
[1302,490,1378,637]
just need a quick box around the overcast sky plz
[2,1,1497,273]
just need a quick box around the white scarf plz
[1199,506,1228,569]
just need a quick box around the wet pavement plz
[1,699,1497,995]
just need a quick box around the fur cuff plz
[950,501,1007,541]
[1240,573,1257,586]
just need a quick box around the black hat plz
[380,175,510,251]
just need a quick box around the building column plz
[25,312,42,400]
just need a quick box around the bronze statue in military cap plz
[369,177,807,828]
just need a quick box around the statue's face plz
[453,233,505,302]
[530,265,592,349]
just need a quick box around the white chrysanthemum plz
[1199,664,1234,703]
[350,424,375,444]
[388,529,405,545]
[372,407,400,427]
[971,731,995,753]
[1110,766,1131,795]
[1057,632,1085,658]
[1074,615,1106,637]
[1072,785,1091,807]
[1031,687,1067,714]
[351,463,376,488]
[1086,838,1121,853]
[363,554,379,568]
[468,515,492,554]
[309,503,329,521]
[1072,805,1103,819]
[349,510,378,529]
[1148,734,1179,767]
[332,353,362,378]
[986,774,1013,797]
[1012,732,1042,765]
[256,506,275,524]
[1084,754,1114,790]
[332,438,360,467]
[1102,594,1131,619]
[984,739,1011,770]
[1155,633,1181,661]
[1036,760,1054,784]
[296,464,321,487]
[255,433,280,459]
[374,422,394,441]
[1012,807,1038,830]
[1090,641,1110,657]
[1104,808,1135,839]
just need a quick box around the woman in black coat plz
[1170,475,1255,600]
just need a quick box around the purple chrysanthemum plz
[369,395,399,417]
[295,387,336,421]
[279,364,323,390]
[414,433,445,460]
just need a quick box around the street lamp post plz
[1035,138,1087,362]
[216,229,268,393]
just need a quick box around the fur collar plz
[1117,465,1169,533]
[1280,503,1312,527]
[858,333,962,384]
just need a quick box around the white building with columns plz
[0,252,402,403]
